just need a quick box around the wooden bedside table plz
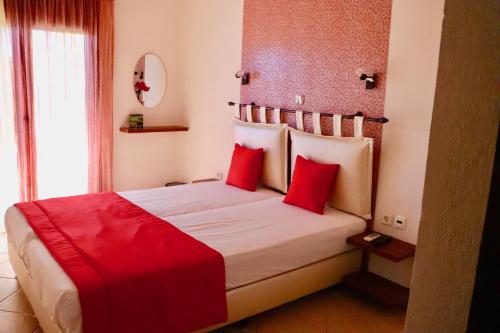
[192,178,218,184]
[342,231,416,308]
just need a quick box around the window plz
[31,29,88,199]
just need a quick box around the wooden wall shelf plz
[120,126,189,133]
[347,232,416,262]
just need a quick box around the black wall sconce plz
[235,70,250,85]
[355,68,376,89]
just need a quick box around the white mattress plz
[5,193,365,333]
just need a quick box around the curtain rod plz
[228,102,389,124]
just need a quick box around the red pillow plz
[284,155,340,214]
[226,143,264,191]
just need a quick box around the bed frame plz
[9,242,361,333]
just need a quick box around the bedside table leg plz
[361,250,370,272]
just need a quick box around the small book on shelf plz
[128,114,144,129]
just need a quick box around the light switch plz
[295,95,305,105]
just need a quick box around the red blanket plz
[16,192,227,333]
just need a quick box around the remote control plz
[363,232,381,242]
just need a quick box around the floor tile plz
[0,289,34,315]
[0,311,40,333]
[253,294,327,333]
[0,261,16,279]
[213,286,405,333]
[324,287,405,333]
[0,278,19,303]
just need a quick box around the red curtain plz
[3,0,114,200]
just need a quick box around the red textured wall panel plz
[241,0,392,117]
[241,0,392,219]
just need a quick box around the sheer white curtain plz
[31,29,88,199]
[0,0,19,229]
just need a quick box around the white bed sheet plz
[6,196,365,333]
[5,181,279,260]
[118,181,281,218]
[168,197,366,289]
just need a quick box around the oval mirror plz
[133,53,167,108]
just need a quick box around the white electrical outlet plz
[382,215,393,226]
[394,215,407,230]
[216,171,224,180]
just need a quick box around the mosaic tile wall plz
[240,0,393,215]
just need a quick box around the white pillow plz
[289,128,373,219]
[233,119,288,193]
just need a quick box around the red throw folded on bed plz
[15,192,227,333]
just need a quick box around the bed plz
[6,182,365,333]
[6,118,375,333]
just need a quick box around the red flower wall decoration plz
[134,81,150,92]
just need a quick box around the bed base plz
[9,242,361,333]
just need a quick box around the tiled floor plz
[214,287,406,333]
[0,233,41,333]
[0,232,406,333]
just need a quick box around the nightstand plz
[342,231,416,308]
[192,178,218,184]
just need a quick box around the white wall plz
[113,0,186,191]
[177,0,244,183]
[370,0,446,287]
[113,0,243,189]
